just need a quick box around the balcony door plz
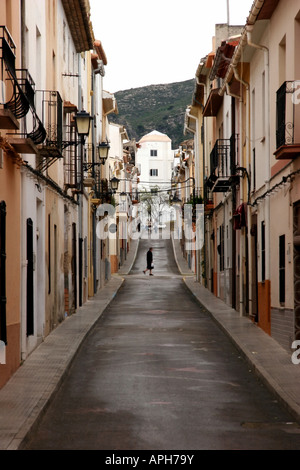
[294,203,300,340]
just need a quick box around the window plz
[279,235,285,304]
[150,150,157,157]
[261,222,265,282]
[218,224,224,272]
[0,201,7,344]
[150,169,158,177]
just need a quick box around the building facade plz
[185,0,300,353]
[136,130,173,192]
[0,0,23,387]
[0,0,135,389]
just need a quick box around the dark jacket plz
[147,250,153,269]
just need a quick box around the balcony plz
[0,26,22,129]
[93,178,113,205]
[0,27,34,123]
[0,26,47,154]
[207,136,238,192]
[35,90,63,171]
[7,69,47,154]
[63,121,80,188]
[274,81,300,160]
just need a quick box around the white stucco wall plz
[136,131,174,192]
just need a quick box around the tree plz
[139,186,170,226]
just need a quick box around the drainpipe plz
[20,0,26,361]
[91,67,97,295]
[246,23,271,318]
[184,108,197,136]
[78,55,83,307]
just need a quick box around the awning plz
[103,90,118,115]
[203,88,223,117]
[210,40,239,80]
[205,52,215,69]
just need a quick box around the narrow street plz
[24,236,300,450]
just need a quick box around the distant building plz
[135,130,174,228]
[136,130,174,193]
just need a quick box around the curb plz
[170,234,195,277]
[118,238,140,276]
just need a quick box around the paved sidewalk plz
[0,239,139,451]
[171,235,300,425]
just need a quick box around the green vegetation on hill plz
[109,79,195,149]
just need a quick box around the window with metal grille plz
[279,234,285,304]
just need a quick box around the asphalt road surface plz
[24,236,300,450]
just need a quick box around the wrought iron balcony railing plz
[33,90,64,172]
[0,26,47,152]
[207,136,237,192]
[275,81,300,160]
[63,122,80,187]
[0,26,31,121]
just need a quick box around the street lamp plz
[98,141,110,165]
[120,192,127,203]
[74,110,93,140]
[110,176,120,193]
[74,110,93,193]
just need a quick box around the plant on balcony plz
[186,195,203,206]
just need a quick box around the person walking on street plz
[143,247,154,276]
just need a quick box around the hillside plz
[109,79,195,149]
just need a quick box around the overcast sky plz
[90,0,253,93]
